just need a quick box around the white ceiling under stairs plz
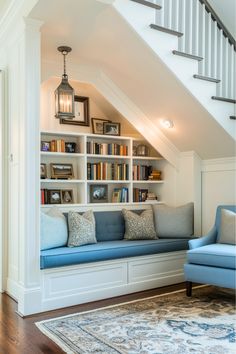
[29,0,236,160]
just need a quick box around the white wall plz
[202,158,236,234]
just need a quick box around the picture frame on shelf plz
[41,141,51,152]
[103,122,120,136]
[91,118,110,135]
[90,184,108,203]
[65,142,77,153]
[60,96,90,126]
[48,190,61,204]
[61,190,74,204]
[50,163,74,179]
[40,163,47,179]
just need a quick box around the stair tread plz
[130,0,162,10]
[193,74,221,83]
[229,116,236,120]
[212,96,236,104]
[150,24,183,37]
[173,50,203,61]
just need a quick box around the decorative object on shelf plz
[60,96,89,126]
[50,163,74,179]
[148,170,162,180]
[90,184,108,203]
[41,141,51,152]
[132,145,137,156]
[145,192,157,202]
[55,46,75,120]
[61,190,74,204]
[91,118,110,135]
[136,144,149,156]
[65,142,77,153]
[48,190,62,204]
[40,163,47,179]
[103,122,120,136]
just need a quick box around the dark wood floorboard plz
[0,283,186,354]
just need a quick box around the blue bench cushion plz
[40,238,189,269]
[187,244,236,270]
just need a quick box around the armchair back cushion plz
[215,205,236,242]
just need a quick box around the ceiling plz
[27,0,235,160]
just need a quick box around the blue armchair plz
[184,205,236,296]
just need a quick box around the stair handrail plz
[199,0,236,50]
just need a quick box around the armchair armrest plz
[188,227,217,250]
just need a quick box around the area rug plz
[36,286,236,354]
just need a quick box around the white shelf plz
[87,180,130,184]
[133,180,164,184]
[87,154,130,159]
[41,179,84,183]
[41,152,84,157]
[133,156,163,160]
[40,131,166,205]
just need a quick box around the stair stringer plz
[42,60,180,168]
[113,0,236,141]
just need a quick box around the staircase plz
[113,0,236,137]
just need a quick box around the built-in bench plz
[40,209,192,312]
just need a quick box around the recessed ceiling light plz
[161,119,174,129]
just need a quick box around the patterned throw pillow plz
[217,209,236,245]
[67,210,97,247]
[122,209,157,240]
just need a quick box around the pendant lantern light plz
[55,46,75,119]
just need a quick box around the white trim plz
[0,70,4,292]
[202,157,236,172]
[37,251,186,315]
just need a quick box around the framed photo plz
[60,96,89,126]
[40,163,47,179]
[61,190,74,204]
[50,163,74,179]
[65,142,77,153]
[90,184,108,203]
[41,141,50,152]
[91,118,110,135]
[103,122,120,136]
[48,190,61,204]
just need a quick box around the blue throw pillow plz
[41,207,68,250]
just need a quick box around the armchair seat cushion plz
[187,244,236,270]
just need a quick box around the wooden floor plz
[0,283,186,354]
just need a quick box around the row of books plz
[112,187,129,203]
[87,162,129,181]
[133,188,157,202]
[133,165,153,181]
[87,142,128,156]
[41,140,77,153]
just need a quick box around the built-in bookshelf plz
[40,131,165,207]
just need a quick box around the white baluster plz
[230,45,236,100]
[211,20,217,79]
[192,0,199,56]
[155,0,164,26]
[198,3,205,75]
[172,0,179,31]
[164,0,171,28]
[222,37,229,97]
[205,11,212,77]
[184,0,192,53]
[216,28,223,97]
[178,0,186,52]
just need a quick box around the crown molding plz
[202,156,236,172]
